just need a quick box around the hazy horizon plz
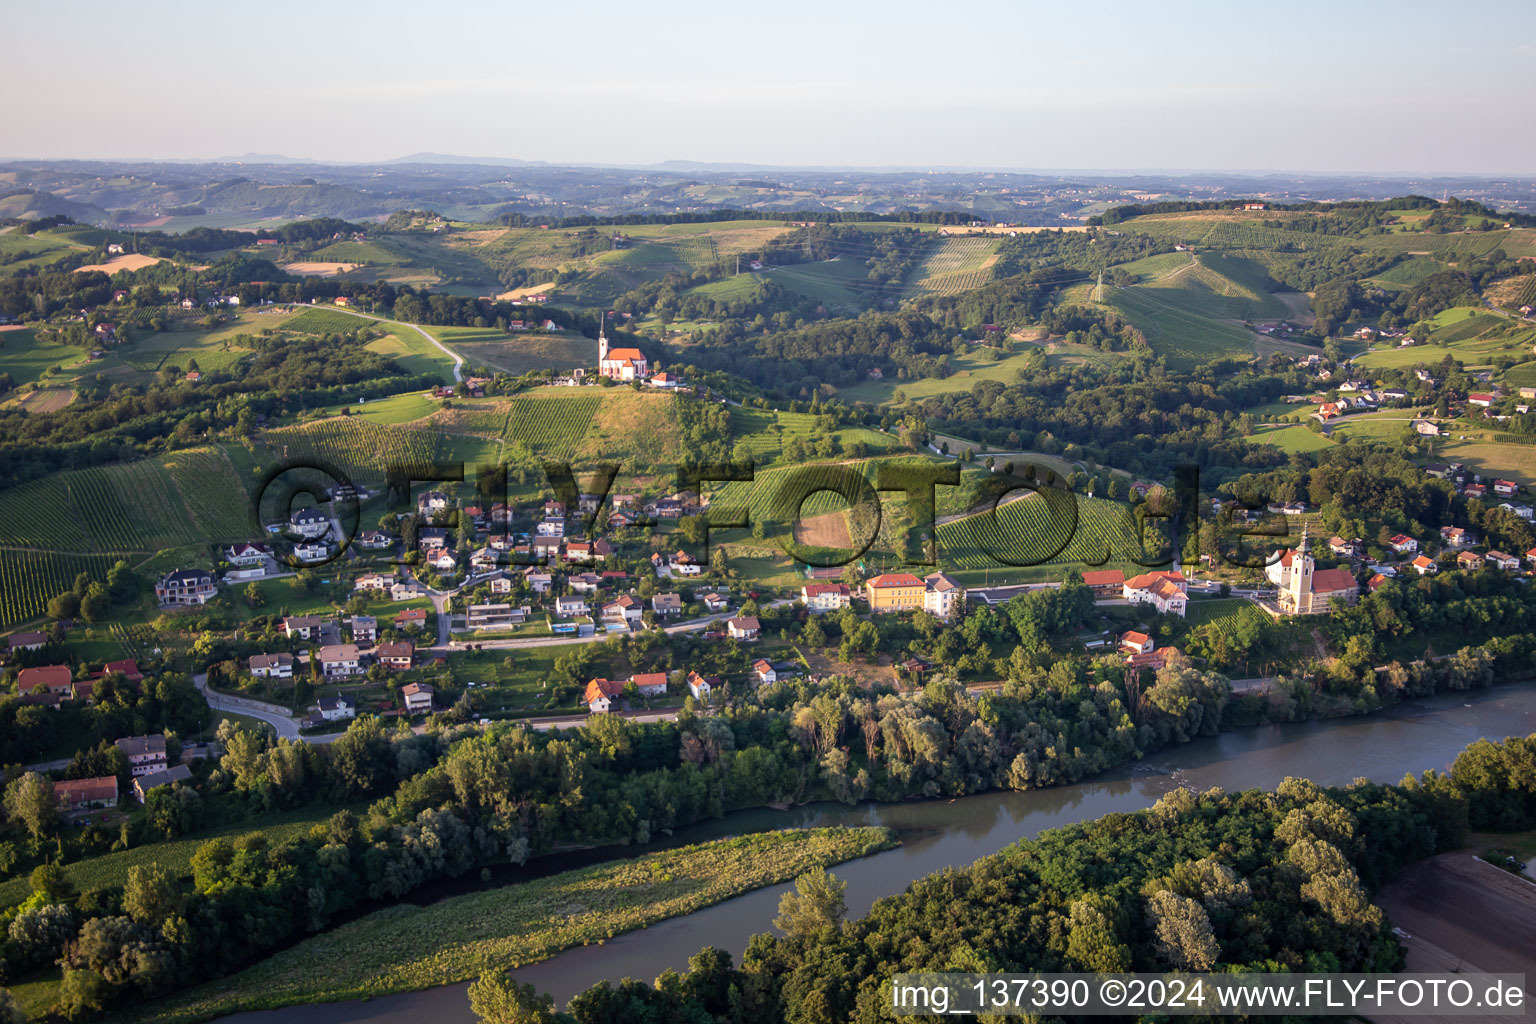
[5,0,1534,176]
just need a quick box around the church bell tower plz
[1287,524,1315,615]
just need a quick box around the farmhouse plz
[1119,631,1154,655]
[1081,569,1125,598]
[686,671,718,700]
[55,776,118,814]
[630,672,668,697]
[1122,571,1188,617]
[582,678,625,713]
[155,568,217,606]
[18,665,74,700]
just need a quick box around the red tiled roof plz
[18,665,71,693]
[1080,569,1125,586]
[867,573,922,588]
[583,678,625,704]
[1311,568,1357,594]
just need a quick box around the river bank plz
[202,682,1536,1024]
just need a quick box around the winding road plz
[316,306,464,383]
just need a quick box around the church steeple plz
[597,312,609,365]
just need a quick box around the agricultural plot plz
[363,331,455,380]
[65,461,198,551]
[0,476,90,550]
[1367,256,1450,290]
[572,390,685,468]
[936,492,1161,572]
[504,391,604,460]
[711,461,881,529]
[1186,598,1273,639]
[902,236,998,298]
[428,402,510,437]
[764,258,874,310]
[1250,424,1335,453]
[1102,286,1257,368]
[160,447,257,541]
[284,307,372,334]
[0,327,89,387]
[0,549,119,628]
[263,417,440,484]
[443,331,590,377]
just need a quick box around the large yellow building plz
[865,572,925,612]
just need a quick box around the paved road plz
[194,672,300,740]
[320,307,464,383]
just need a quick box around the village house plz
[865,572,925,612]
[582,678,625,713]
[375,641,414,670]
[1459,551,1485,571]
[1388,534,1418,555]
[317,644,361,677]
[8,631,47,652]
[395,608,428,631]
[283,615,326,640]
[1412,420,1442,436]
[1081,569,1126,598]
[225,542,272,565]
[801,582,852,612]
[1122,571,1188,617]
[1468,392,1496,408]
[155,568,217,606]
[1494,479,1519,498]
[356,530,394,550]
[402,682,435,714]
[350,616,377,644]
[569,572,604,594]
[487,576,514,595]
[752,659,778,686]
[1440,526,1471,549]
[630,672,668,697]
[1410,554,1438,576]
[250,653,294,679]
[417,490,451,515]
[354,572,394,593]
[555,595,589,618]
[318,695,356,722]
[524,569,554,593]
[686,671,718,700]
[133,765,192,802]
[1119,630,1154,656]
[923,572,965,621]
[727,615,761,641]
[1486,550,1521,572]
[18,665,74,702]
[294,539,331,563]
[702,592,729,614]
[114,735,168,777]
[467,604,527,629]
[55,776,118,814]
[651,593,683,617]
[603,594,644,626]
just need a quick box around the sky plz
[5,0,1535,175]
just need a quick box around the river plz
[217,683,1536,1024]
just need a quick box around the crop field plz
[0,549,120,628]
[1186,598,1273,639]
[902,236,999,298]
[504,391,605,459]
[936,492,1160,572]
[1367,256,1450,290]
[711,460,886,529]
[0,327,89,387]
[160,447,257,541]
[764,258,874,309]
[443,331,590,377]
[284,307,372,334]
[1435,440,1536,488]
[1102,285,1257,368]
[0,476,90,549]
[65,461,197,551]
[1356,228,1535,260]
[263,417,441,484]
[427,402,509,436]
[726,408,895,463]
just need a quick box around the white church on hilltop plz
[597,316,649,381]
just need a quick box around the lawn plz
[124,827,896,1024]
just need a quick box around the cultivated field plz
[71,253,161,274]
[902,235,999,298]
[1373,852,1536,980]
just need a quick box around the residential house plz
[1440,526,1471,549]
[1122,571,1188,617]
[524,570,554,593]
[1468,393,1496,408]
[417,490,451,515]
[865,572,925,612]
[283,615,326,640]
[294,539,331,563]
[1368,572,1390,592]
[703,592,729,614]
[569,572,604,594]
[288,508,331,539]
[801,582,852,612]
[317,644,362,677]
[470,547,502,573]
[648,371,682,389]
[355,573,395,593]
[402,682,435,714]
[55,776,118,813]
[427,550,458,573]
[1412,420,1442,436]
[155,568,217,605]
[1387,534,1418,554]
[467,604,527,629]
[603,594,643,626]
[1328,536,1363,558]
[1459,551,1485,571]
[727,616,761,640]
[630,672,668,697]
[582,678,625,713]
[531,536,563,560]
[488,576,514,595]
[1119,631,1154,656]
[351,616,378,643]
[390,582,419,602]
[356,530,394,550]
[752,659,778,686]
[1410,555,1438,576]
[249,653,294,678]
[1486,551,1521,572]
[1081,569,1126,598]
[18,665,73,700]
[8,631,47,652]
[922,572,965,620]
[225,542,272,565]
[133,765,192,802]
[1495,480,1519,498]
[318,695,357,721]
[686,671,718,701]
[555,596,589,618]
[396,608,428,631]
[651,593,683,617]
[375,641,414,670]
[114,735,168,777]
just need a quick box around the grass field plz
[837,348,1040,405]
[764,258,874,310]
[0,327,89,388]
[1435,440,1536,488]
[438,328,591,377]
[1250,423,1335,453]
[124,827,895,1024]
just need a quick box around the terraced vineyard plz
[1186,598,1273,641]
[264,417,441,483]
[160,447,257,541]
[0,549,119,628]
[65,462,198,552]
[284,307,372,334]
[504,392,604,459]
[712,461,880,529]
[937,493,1162,571]
[0,477,90,550]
